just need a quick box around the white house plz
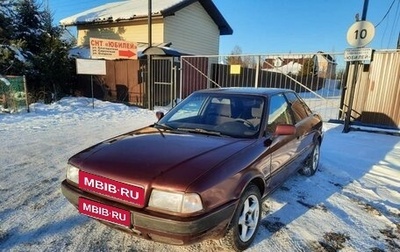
[60,0,233,56]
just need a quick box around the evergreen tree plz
[0,1,15,42]
[34,9,75,99]
[1,0,75,100]
[14,0,44,56]
[0,1,26,75]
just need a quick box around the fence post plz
[23,75,29,113]
[343,62,360,133]
[255,55,260,88]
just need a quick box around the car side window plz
[266,94,293,133]
[284,92,312,123]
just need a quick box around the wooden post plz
[23,75,30,113]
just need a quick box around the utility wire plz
[387,0,400,47]
[375,0,397,27]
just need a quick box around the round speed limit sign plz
[346,21,375,47]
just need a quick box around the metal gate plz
[180,53,346,122]
[152,56,178,107]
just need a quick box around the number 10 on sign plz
[346,21,375,48]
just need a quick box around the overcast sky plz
[48,0,400,55]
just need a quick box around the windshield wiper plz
[177,127,222,136]
[153,122,175,131]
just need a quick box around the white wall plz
[164,2,220,55]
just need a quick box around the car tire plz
[222,184,261,251]
[299,141,320,177]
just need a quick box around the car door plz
[265,93,301,191]
[284,91,316,165]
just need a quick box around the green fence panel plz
[0,76,27,112]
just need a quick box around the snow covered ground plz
[0,97,399,251]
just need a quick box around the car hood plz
[69,127,255,192]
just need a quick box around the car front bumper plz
[61,179,236,245]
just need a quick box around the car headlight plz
[66,164,79,184]
[148,189,203,214]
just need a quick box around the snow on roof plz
[60,0,186,26]
[59,0,233,35]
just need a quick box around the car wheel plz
[222,184,261,251]
[299,142,320,176]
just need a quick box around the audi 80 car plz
[61,87,323,251]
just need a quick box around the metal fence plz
[180,52,347,122]
[74,57,180,109]
[152,57,179,107]
[70,52,346,123]
[69,50,400,129]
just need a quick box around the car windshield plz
[158,93,265,138]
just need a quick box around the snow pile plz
[0,97,399,251]
[264,61,303,75]
[0,97,155,130]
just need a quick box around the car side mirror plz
[156,111,164,121]
[275,124,296,136]
[263,124,296,147]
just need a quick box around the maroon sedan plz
[61,88,323,251]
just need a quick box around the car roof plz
[193,87,293,97]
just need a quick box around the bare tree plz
[225,45,244,65]
[224,46,258,69]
